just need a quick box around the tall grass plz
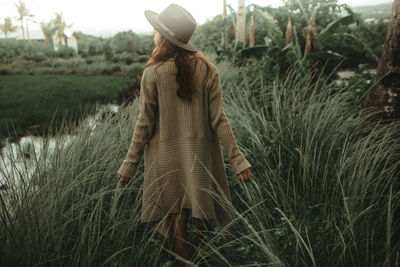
[0,62,399,266]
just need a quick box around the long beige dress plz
[118,58,252,239]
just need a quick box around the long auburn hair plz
[145,33,213,102]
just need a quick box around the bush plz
[111,30,144,54]
[21,51,47,62]
[85,58,93,64]
[0,68,9,75]
[42,47,56,58]
[138,55,149,63]
[344,64,376,111]
[109,52,139,65]
[55,46,76,58]
[0,39,27,64]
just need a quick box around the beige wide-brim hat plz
[144,4,198,52]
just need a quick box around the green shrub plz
[55,46,76,58]
[344,64,376,111]
[0,39,27,64]
[111,65,121,72]
[21,51,47,62]
[85,58,93,64]
[138,54,148,63]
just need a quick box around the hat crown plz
[157,4,197,43]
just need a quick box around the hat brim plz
[144,10,198,53]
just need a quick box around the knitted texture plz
[118,58,252,239]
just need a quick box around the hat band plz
[155,16,187,44]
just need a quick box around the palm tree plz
[15,0,30,40]
[52,12,72,47]
[40,21,56,47]
[0,17,18,38]
[236,0,246,47]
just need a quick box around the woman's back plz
[146,58,219,145]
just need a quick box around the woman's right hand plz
[118,174,132,185]
[237,167,253,182]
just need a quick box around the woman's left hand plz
[237,167,253,182]
[118,174,132,185]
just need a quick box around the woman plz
[117,4,253,266]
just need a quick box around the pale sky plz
[0,0,393,37]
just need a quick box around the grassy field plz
[0,74,131,146]
[0,60,398,266]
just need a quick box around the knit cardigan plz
[117,58,252,239]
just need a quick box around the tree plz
[221,0,227,48]
[52,12,72,46]
[236,0,246,47]
[40,21,56,47]
[0,17,18,38]
[283,0,344,29]
[249,15,255,47]
[111,30,144,55]
[25,13,36,41]
[15,0,30,40]
[359,0,400,120]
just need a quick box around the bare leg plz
[193,217,212,256]
[168,208,191,267]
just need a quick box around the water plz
[0,104,120,188]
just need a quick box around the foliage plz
[343,64,376,112]
[192,13,235,53]
[15,0,34,40]
[55,46,76,58]
[0,28,154,66]
[111,30,154,57]
[246,5,285,48]
[350,20,389,62]
[103,39,113,61]
[76,31,154,63]
[194,0,382,76]
[0,39,27,64]
[0,17,18,38]
[52,12,72,46]
[75,31,103,57]
[0,2,396,265]
[40,21,56,43]
[0,66,399,266]
[0,75,130,144]
[0,55,145,79]
[282,0,350,28]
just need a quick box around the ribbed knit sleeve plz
[208,69,252,175]
[118,67,158,179]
